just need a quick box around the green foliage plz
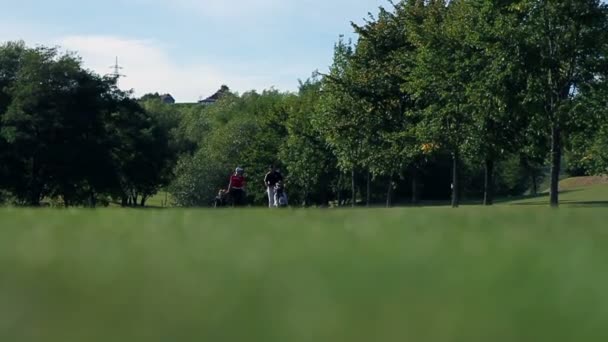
[169,90,293,206]
[565,81,608,175]
[315,38,367,173]
[0,41,27,196]
[515,0,608,205]
[0,42,175,207]
[280,78,338,206]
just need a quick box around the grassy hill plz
[505,176,608,207]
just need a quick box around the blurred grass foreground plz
[1,207,608,341]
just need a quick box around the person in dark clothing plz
[264,165,283,208]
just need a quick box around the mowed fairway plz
[2,207,608,342]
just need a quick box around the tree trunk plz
[452,151,460,208]
[411,167,419,204]
[550,125,561,207]
[483,159,494,206]
[336,174,342,207]
[386,178,393,208]
[366,170,371,207]
[351,168,356,208]
[140,196,147,207]
[89,191,97,208]
[121,195,128,207]
[532,172,538,196]
[28,191,41,207]
[28,158,41,206]
[320,186,329,207]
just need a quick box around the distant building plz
[160,94,176,104]
[198,85,230,106]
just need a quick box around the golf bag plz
[274,182,288,207]
[214,189,228,208]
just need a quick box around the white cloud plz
[58,35,297,102]
[2,30,305,102]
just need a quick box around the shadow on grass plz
[493,193,548,204]
[391,189,598,208]
[509,201,608,207]
[495,189,586,204]
[560,200,608,207]
[507,194,608,207]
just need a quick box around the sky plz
[0,0,387,102]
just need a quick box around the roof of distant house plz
[199,85,230,104]
[160,94,175,102]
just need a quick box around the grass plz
[145,190,173,208]
[2,206,608,342]
[506,181,608,207]
[144,177,608,209]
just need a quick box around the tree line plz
[313,0,608,208]
[0,42,175,207]
[2,0,608,208]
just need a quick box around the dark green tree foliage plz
[315,0,607,207]
[139,93,162,102]
[0,41,27,196]
[1,47,99,205]
[349,5,422,206]
[169,90,292,206]
[407,0,477,208]
[238,90,290,204]
[315,38,368,207]
[139,98,185,196]
[567,80,608,175]
[516,0,608,206]
[280,78,338,206]
[106,97,173,207]
[448,0,529,205]
[0,42,174,207]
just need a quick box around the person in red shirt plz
[227,167,246,206]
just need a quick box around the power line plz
[108,56,126,85]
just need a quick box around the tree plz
[1,46,109,205]
[139,92,162,102]
[566,78,608,175]
[1,42,175,207]
[517,0,608,206]
[448,0,529,205]
[280,77,338,206]
[408,0,475,208]
[349,4,423,207]
[140,97,183,190]
[237,89,291,205]
[106,95,173,207]
[316,37,372,207]
[0,41,27,199]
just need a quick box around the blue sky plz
[0,0,387,102]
